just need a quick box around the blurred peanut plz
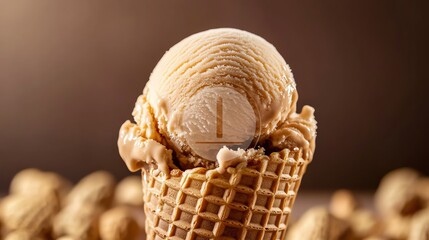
[10,168,71,202]
[286,207,354,240]
[99,206,140,240]
[375,168,424,217]
[114,176,143,207]
[4,230,44,240]
[53,202,102,240]
[381,213,411,240]
[65,171,116,208]
[0,193,59,235]
[348,209,377,238]
[330,189,358,219]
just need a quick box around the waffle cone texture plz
[142,148,309,240]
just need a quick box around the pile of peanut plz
[0,169,145,240]
[287,168,429,240]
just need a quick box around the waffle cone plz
[142,148,309,240]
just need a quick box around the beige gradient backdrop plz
[0,0,428,191]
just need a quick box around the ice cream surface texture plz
[118,28,316,173]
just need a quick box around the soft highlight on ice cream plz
[181,85,258,162]
[118,28,317,173]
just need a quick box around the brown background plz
[1,0,428,191]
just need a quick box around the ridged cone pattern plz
[142,148,308,240]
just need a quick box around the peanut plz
[114,176,143,207]
[330,189,358,219]
[65,171,116,208]
[348,209,377,238]
[53,202,103,240]
[10,168,71,202]
[382,213,411,240]
[4,230,44,240]
[286,207,354,240]
[0,193,59,235]
[375,168,424,217]
[99,206,140,240]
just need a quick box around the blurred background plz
[0,0,428,192]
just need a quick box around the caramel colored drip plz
[117,121,172,175]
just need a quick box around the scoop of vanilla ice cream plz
[134,28,299,167]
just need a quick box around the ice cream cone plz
[117,28,317,240]
[142,148,308,240]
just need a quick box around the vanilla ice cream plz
[118,28,316,172]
